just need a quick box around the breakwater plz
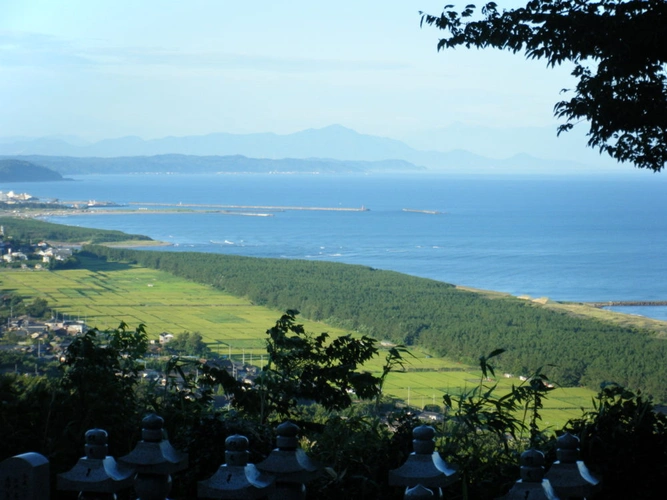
[128,202,369,212]
[402,208,442,215]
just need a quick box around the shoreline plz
[7,211,667,325]
[29,208,276,217]
[101,239,172,248]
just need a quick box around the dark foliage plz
[164,331,213,357]
[437,350,557,499]
[55,324,148,460]
[421,1,667,171]
[214,310,386,423]
[2,312,667,499]
[565,383,667,499]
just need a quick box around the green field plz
[0,256,595,426]
[1,256,310,360]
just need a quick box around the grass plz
[457,284,667,338]
[0,257,596,427]
[367,346,595,421]
[0,255,354,360]
[543,301,667,338]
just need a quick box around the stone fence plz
[0,414,600,500]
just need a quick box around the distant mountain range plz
[0,125,622,174]
[1,155,424,175]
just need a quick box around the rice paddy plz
[0,255,596,427]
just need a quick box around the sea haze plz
[7,172,667,320]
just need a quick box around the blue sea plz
[5,172,667,320]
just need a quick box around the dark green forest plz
[83,245,667,402]
[0,216,152,244]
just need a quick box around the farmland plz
[0,254,595,427]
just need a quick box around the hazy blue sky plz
[2,0,578,144]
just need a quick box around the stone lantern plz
[119,414,188,500]
[198,434,275,499]
[503,448,559,500]
[256,421,320,500]
[58,428,134,499]
[388,425,458,498]
[545,432,599,499]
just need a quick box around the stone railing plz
[0,414,600,500]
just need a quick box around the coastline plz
[6,210,667,329]
[100,239,172,248]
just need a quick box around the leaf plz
[487,348,506,359]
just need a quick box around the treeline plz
[0,294,49,325]
[0,216,152,244]
[83,245,667,401]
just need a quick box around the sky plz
[1,0,588,153]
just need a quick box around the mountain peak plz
[319,124,355,132]
[299,124,358,136]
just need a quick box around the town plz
[0,223,260,405]
[0,226,75,268]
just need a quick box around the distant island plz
[0,159,65,182]
[0,154,425,175]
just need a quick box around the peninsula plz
[0,159,64,182]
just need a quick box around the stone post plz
[256,421,320,500]
[502,448,559,500]
[119,414,188,500]
[58,428,135,499]
[198,434,275,499]
[544,432,600,499]
[0,452,50,500]
[388,425,458,499]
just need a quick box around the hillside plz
[0,159,64,182]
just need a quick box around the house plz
[3,249,28,262]
[52,248,73,261]
[26,323,48,336]
[41,247,73,261]
[45,321,65,330]
[64,322,86,335]
[159,332,174,344]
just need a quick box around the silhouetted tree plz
[421,0,667,171]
